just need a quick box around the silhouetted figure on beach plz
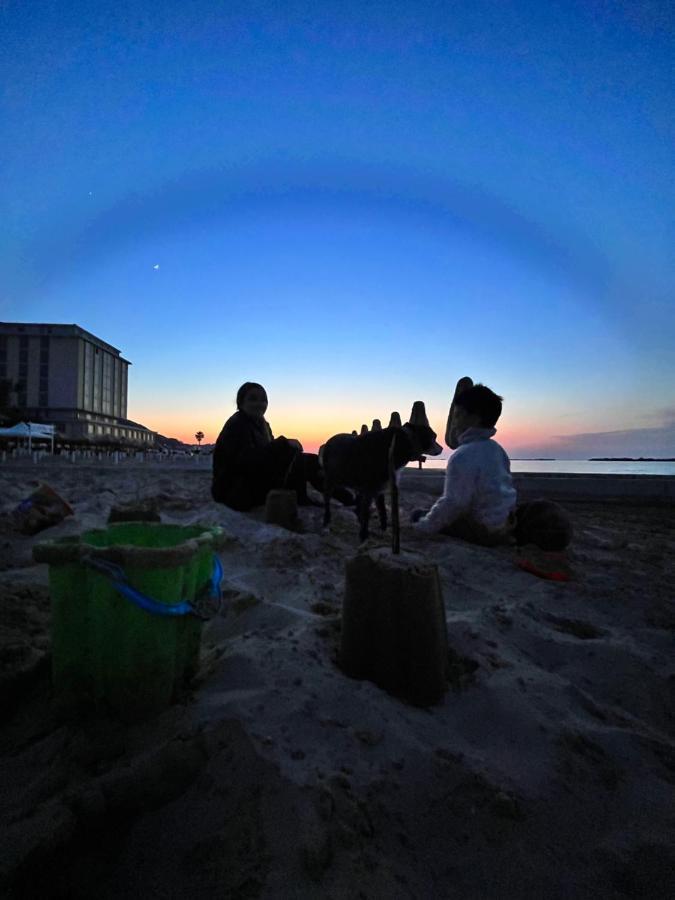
[211,382,353,512]
[412,382,572,550]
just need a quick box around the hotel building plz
[0,322,154,443]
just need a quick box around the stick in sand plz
[389,433,400,554]
[445,376,473,449]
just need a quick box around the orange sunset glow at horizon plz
[134,405,564,459]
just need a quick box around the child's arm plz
[413,451,474,534]
[445,376,473,449]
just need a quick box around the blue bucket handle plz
[83,554,223,620]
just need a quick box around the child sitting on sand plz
[411,384,516,545]
[411,382,572,550]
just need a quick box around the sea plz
[410,459,675,476]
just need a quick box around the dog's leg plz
[376,492,387,531]
[323,483,333,528]
[356,492,369,542]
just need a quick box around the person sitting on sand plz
[211,382,352,512]
[411,382,572,550]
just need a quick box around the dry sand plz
[1,461,674,899]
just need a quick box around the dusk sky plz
[2,0,673,456]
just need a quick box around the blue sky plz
[2,0,673,454]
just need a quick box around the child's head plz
[454,384,503,428]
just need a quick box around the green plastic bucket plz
[33,523,225,720]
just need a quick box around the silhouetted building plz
[0,322,154,443]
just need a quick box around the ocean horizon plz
[411,459,675,477]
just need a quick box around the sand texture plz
[1,462,674,898]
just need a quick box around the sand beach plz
[1,459,674,898]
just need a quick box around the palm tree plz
[195,431,204,448]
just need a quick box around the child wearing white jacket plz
[412,384,516,545]
[412,383,572,550]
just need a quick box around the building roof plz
[119,417,155,433]
[0,322,131,364]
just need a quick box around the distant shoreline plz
[401,468,675,504]
[588,457,675,462]
[511,458,675,462]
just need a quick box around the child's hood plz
[457,426,497,444]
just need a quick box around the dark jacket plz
[211,411,275,500]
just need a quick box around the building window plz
[92,346,102,412]
[19,335,29,402]
[84,342,94,410]
[102,352,112,415]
